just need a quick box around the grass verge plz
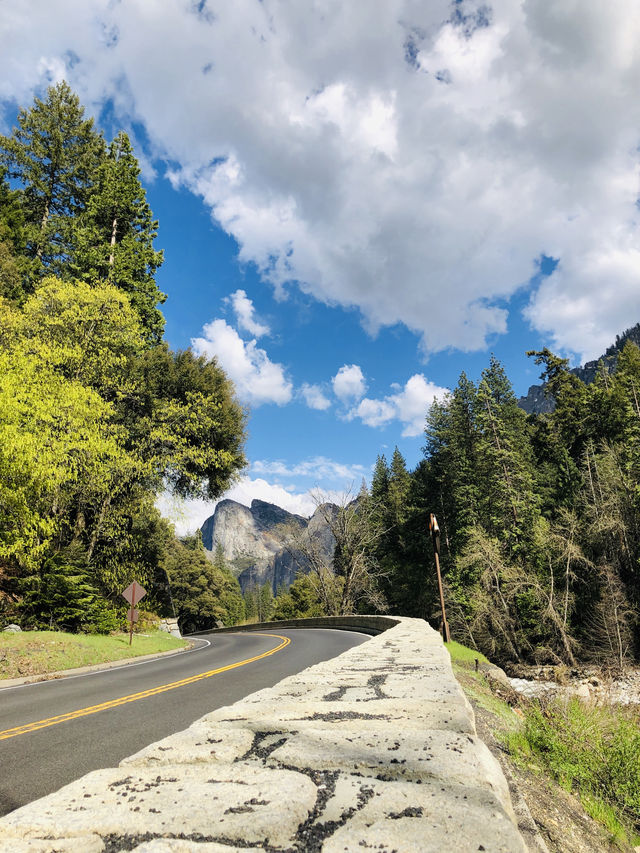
[0,630,189,680]
[447,640,516,721]
[449,639,640,850]
[505,698,640,847]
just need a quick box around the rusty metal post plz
[429,513,450,643]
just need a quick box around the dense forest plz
[274,344,640,667]
[0,82,247,633]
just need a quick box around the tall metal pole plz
[429,513,450,643]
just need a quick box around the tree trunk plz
[36,170,56,260]
[108,214,117,275]
[35,199,50,260]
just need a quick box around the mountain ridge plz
[201,498,336,593]
[518,322,640,414]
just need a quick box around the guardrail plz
[192,614,402,636]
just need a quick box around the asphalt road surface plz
[0,628,369,816]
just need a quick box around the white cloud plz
[351,374,448,437]
[300,382,332,410]
[352,398,397,430]
[525,248,640,359]
[332,364,367,402]
[3,1,640,359]
[191,318,292,406]
[228,289,270,337]
[155,492,218,539]
[223,478,317,518]
[252,456,368,483]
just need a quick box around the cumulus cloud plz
[300,382,332,411]
[252,456,368,483]
[3,1,640,359]
[228,289,270,337]
[332,364,367,402]
[191,318,292,406]
[350,374,449,437]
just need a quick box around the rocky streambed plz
[503,664,640,707]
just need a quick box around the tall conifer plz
[0,81,104,277]
[73,131,166,342]
[474,356,540,556]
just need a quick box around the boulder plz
[158,618,181,638]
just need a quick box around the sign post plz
[121,581,147,645]
[429,513,450,643]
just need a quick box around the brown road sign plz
[122,581,146,606]
[123,581,146,645]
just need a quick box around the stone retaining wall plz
[0,617,526,852]
[196,615,401,636]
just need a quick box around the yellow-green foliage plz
[0,280,147,570]
[0,346,126,568]
[0,277,147,394]
[0,86,247,637]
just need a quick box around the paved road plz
[0,628,368,816]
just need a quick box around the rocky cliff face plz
[201,499,336,593]
[518,322,640,415]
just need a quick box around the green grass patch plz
[0,630,188,680]
[446,639,489,665]
[449,640,640,847]
[505,698,640,846]
[447,640,516,722]
[460,677,519,722]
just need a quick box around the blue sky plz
[2,1,640,531]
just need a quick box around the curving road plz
[0,628,369,816]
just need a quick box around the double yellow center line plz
[0,632,290,741]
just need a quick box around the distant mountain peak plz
[518,322,640,415]
[200,498,336,594]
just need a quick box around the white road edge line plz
[0,637,212,693]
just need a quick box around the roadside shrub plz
[131,608,160,633]
[82,599,123,634]
[18,546,99,632]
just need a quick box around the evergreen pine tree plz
[370,454,390,503]
[388,447,411,526]
[73,131,165,342]
[445,373,482,550]
[19,544,99,631]
[474,355,540,557]
[0,166,35,301]
[527,348,589,460]
[0,81,104,278]
[258,582,275,622]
